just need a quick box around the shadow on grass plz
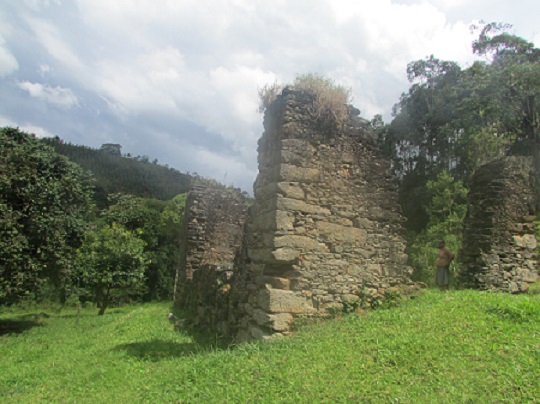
[114,339,207,361]
[0,315,46,336]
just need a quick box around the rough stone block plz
[273,235,325,252]
[269,313,294,332]
[257,286,314,314]
[279,164,321,183]
[316,221,368,243]
[513,234,538,250]
[256,275,291,289]
[277,182,305,200]
[276,195,330,215]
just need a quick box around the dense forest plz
[374,22,539,284]
[41,138,192,208]
[1,22,538,311]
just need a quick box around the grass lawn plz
[1,289,539,403]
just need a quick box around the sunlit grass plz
[1,289,539,402]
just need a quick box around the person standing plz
[435,239,454,290]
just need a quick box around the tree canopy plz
[378,22,539,284]
[0,127,94,304]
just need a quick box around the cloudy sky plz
[0,0,538,193]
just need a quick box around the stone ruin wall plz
[229,89,417,341]
[174,88,417,341]
[460,156,538,293]
[173,182,249,333]
[174,92,540,341]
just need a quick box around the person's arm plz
[446,248,455,262]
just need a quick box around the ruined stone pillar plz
[230,88,414,341]
[460,156,538,293]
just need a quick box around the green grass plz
[1,290,539,403]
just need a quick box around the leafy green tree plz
[383,23,539,231]
[100,193,186,300]
[75,223,148,315]
[0,127,93,304]
[408,171,468,286]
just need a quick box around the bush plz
[258,73,353,128]
[294,73,352,127]
[257,81,283,113]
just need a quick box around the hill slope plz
[42,138,191,207]
[1,289,539,402]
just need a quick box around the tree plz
[383,24,539,231]
[472,22,540,206]
[408,171,468,285]
[0,127,93,304]
[100,193,186,300]
[75,223,148,315]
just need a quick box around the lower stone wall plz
[173,182,249,329]
[460,156,538,293]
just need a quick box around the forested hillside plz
[41,138,191,208]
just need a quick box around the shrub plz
[293,73,352,127]
[257,81,283,113]
[258,73,353,128]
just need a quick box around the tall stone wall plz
[173,182,249,333]
[460,156,538,293]
[229,88,415,341]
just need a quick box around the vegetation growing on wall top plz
[258,73,353,127]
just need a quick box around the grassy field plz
[1,289,539,403]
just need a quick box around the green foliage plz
[408,171,468,285]
[41,137,191,208]
[100,193,186,301]
[75,223,148,315]
[382,23,539,232]
[485,297,540,323]
[1,291,539,402]
[0,127,94,305]
[465,126,515,174]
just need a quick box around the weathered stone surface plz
[460,156,538,293]
[256,275,291,289]
[252,210,293,231]
[277,182,305,200]
[316,221,368,243]
[279,164,321,183]
[513,234,537,250]
[269,313,294,332]
[175,88,417,342]
[257,286,314,314]
[273,235,325,251]
[275,195,330,215]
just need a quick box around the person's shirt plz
[436,247,454,267]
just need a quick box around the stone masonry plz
[173,181,249,333]
[228,88,416,341]
[460,156,538,293]
[174,88,417,341]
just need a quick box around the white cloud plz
[17,81,79,107]
[1,0,538,192]
[25,17,83,70]
[0,115,54,138]
[22,0,61,12]
[0,40,18,77]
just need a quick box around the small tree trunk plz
[98,286,110,316]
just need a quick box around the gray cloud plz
[0,0,538,192]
